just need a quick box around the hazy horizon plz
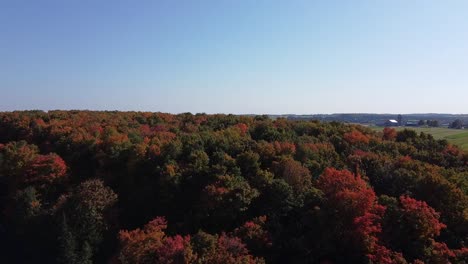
[2,1,468,113]
[2,109,468,116]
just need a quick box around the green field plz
[371,127,468,151]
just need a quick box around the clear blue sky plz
[1,0,468,114]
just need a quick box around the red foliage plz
[347,150,379,171]
[397,155,413,165]
[399,195,446,238]
[273,141,296,156]
[367,244,405,264]
[218,234,249,256]
[236,123,249,136]
[454,247,468,260]
[442,144,461,156]
[155,235,193,264]
[352,149,374,158]
[234,216,272,250]
[139,124,153,137]
[354,205,385,240]
[25,153,67,183]
[34,118,47,128]
[118,217,195,264]
[317,168,369,200]
[430,241,456,262]
[317,168,405,262]
[382,127,397,141]
[344,130,370,145]
[89,124,104,136]
[154,124,169,132]
[205,184,229,196]
[119,217,263,264]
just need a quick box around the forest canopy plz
[0,111,467,263]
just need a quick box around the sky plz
[1,0,468,114]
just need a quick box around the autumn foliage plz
[25,153,67,183]
[118,217,195,264]
[0,111,466,263]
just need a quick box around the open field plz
[371,127,468,151]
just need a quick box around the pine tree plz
[79,241,93,264]
[58,214,77,264]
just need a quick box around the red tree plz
[317,168,401,262]
[25,153,67,184]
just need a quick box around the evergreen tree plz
[79,241,93,264]
[58,214,77,264]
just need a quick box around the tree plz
[25,153,67,184]
[119,217,264,264]
[233,216,272,253]
[316,168,399,262]
[1,111,467,263]
[191,231,264,264]
[428,120,439,127]
[396,129,418,142]
[449,119,464,129]
[80,241,93,264]
[59,179,118,263]
[380,195,454,262]
[202,175,259,226]
[57,214,77,264]
[237,151,260,178]
[343,129,370,145]
[382,127,397,141]
[13,186,41,225]
[273,159,311,192]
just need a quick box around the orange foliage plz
[119,217,195,264]
[344,130,370,145]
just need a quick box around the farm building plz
[405,120,419,127]
[384,119,399,127]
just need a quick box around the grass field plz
[371,127,468,151]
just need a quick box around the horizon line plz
[1,109,468,116]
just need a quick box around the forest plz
[0,110,467,264]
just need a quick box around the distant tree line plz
[450,119,465,129]
[418,120,439,127]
